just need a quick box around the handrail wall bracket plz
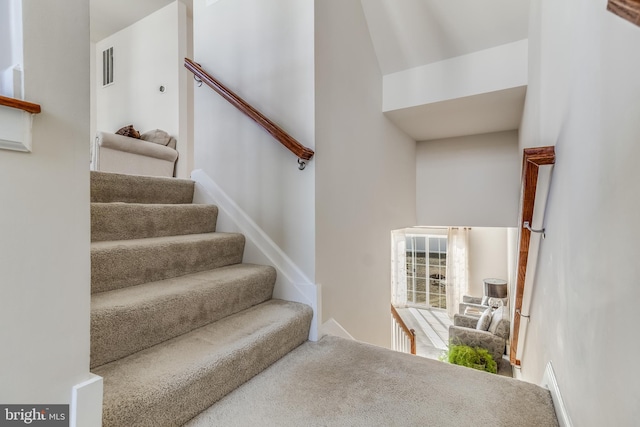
[523,221,545,239]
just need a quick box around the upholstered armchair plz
[448,306,510,362]
[458,295,488,317]
[92,131,178,177]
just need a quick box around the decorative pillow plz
[488,306,506,335]
[476,307,492,331]
[481,296,490,306]
[140,129,172,146]
[115,124,140,139]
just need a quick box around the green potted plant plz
[440,345,498,374]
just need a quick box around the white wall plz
[90,42,96,159]
[0,0,23,98]
[416,130,520,227]
[383,40,528,112]
[184,9,194,179]
[315,0,416,348]
[518,0,640,424]
[506,226,518,306]
[192,0,316,278]
[0,0,93,407]
[95,1,192,177]
[468,228,509,297]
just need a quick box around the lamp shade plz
[484,278,508,299]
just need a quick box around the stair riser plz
[165,320,310,426]
[97,302,313,427]
[91,171,194,204]
[91,234,245,293]
[91,204,218,242]
[91,266,276,368]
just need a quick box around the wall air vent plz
[102,47,113,86]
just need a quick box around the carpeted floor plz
[186,335,558,427]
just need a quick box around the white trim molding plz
[541,361,573,427]
[320,318,355,340]
[0,105,34,152]
[191,169,319,341]
[70,374,103,427]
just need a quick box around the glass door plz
[428,236,447,309]
[406,235,447,309]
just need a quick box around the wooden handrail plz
[510,146,555,366]
[607,0,640,26]
[184,58,315,164]
[0,95,41,114]
[391,304,416,355]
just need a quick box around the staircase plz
[89,171,313,426]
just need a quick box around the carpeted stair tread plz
[94,299,313,427]
[91,203,218,242]
[91,264,276,368]
[91,171,194,204]
[91,233,245,294]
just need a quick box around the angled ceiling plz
[90,0,192,42]
[385,86,527,141]
[361,0,530,75]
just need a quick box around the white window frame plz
[405,234,447,309]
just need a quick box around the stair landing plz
[186,335,557,427]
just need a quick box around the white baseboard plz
[191,169,318,341]
[320,318,355,340]
[541,361,572,427]
[70,374,103,427]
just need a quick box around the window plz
[405,235,447,309]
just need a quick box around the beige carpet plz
[90,171,313,426]
[186,335,559,427]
